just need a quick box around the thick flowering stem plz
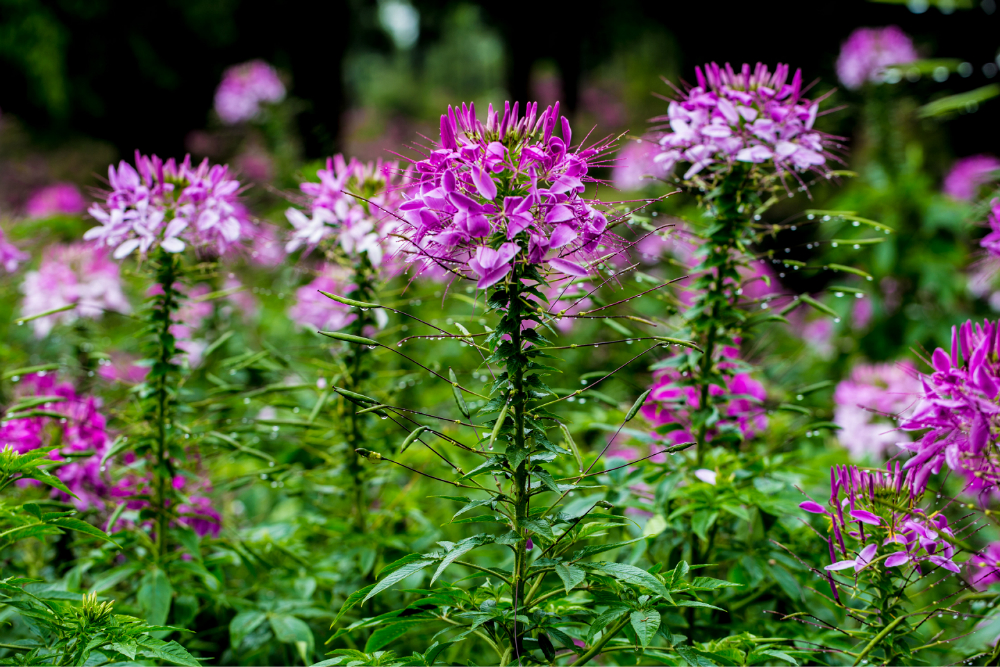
[344,255,377,533]
[151,248,182,561]
[688,166,751,465]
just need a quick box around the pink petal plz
[799,501,827,514]
[850,509,881,526]
[825,560,857,571]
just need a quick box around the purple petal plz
[849,509,881,526]
[927,555,960,573]
[547,257,589,277]
[932,348,951,373]
[885,552,910,567]
[549,224,578,249]
[799,501,827,514]
[855,543,878,571]
[825,560,857,571]
[472,167,497,201]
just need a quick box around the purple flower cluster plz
[968,542,1000,590]
[801,463,960,579]
[85,152,245,259]
[0,226,29,273]
[285,155,410,268]
[0,373,112,511]
[651,62,837,182]
[836,26,919,90]
[109,468,221,538]
[900,319,1000,495]
[944,155,1000,201]
[980,199,1000,260]
[25,183,86,219]
[20,243,131,337]
[214,60,286,125]
[398,101,619,288]
[641,344,767,445]
[833,360,921,461]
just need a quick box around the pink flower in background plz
[25,183,86,218]
[285,155,410,268]
[173,476,222,538]
[853,296,874,329]
[222,276,258,320]
[97,354,149,384]
[239,218,285,266]
[20,244,131,337]
[613,140,661,191]
[289,265,359,331]
[900,319,1000,495]
[968,542,1000,590]
[642,345,767,445]
[0,373,112,511]
[944,155,1000,201]
[0,227,29,273]
[980,200,1000,260]
[652,62,839,183]
[836,26,918,90]
[398,101,621,284]
[214,60,286,125]
[834,360,920,461]
[236,151,274,182]
[542,281,593,332]
[86,152,246,258]
[803,318,836,358]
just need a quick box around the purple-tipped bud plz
[526,538,534,551]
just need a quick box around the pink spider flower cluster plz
[980,199,1000,260]
[109,467,221,538]
[833,360,921,462]
[0,226,28,273]
[398,101,620,288]
[641,345,767,445]
[835,26,919,90]
[800,463,960,586]
[214,60,286,125]
[900,319,1000,495]
[20,243,131,337]
[25,183,86,218]
[85,152,245,259]
[285,155,410,268]
[651,62,838,183]
[944,155,1000,201]
[968,541,1000,590]
[0,373,112,511]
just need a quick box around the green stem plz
[571,616,631,667]
[345,256,376,533]
[852,614,908,666]
[153,250,180,561]
[507,268,529,656]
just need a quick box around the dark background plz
[0,0,996,161]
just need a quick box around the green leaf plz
[269,614,314,664]
[675,645,722,666]
[430,536,491,585]
[586,606,627,643]
[452,498,492,520]
[571,537,645,560]
[630,609,661,647]
[555,563,586,594]
[691,510,718,541]
[363,559,435,603]
[521,518,554,541]
[136,637,202,667]
[767,563,801,600]
[674,600,724,611]
[689,577,741,591]
[364,619,425,652]
[332,584,376,627]
[50,517,119,547]
[230,611,268,650]
[588,562,673,602]
[137,568,173,626]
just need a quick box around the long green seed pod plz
[488,403,509,450]
[400,425,429,453]
[449,368,471,418]
[319,291,381,309]
[319,331,379,346]
[333,386,379,405]
[624,389,652,423]
[654,337,703,352]
[559,423,583,472]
